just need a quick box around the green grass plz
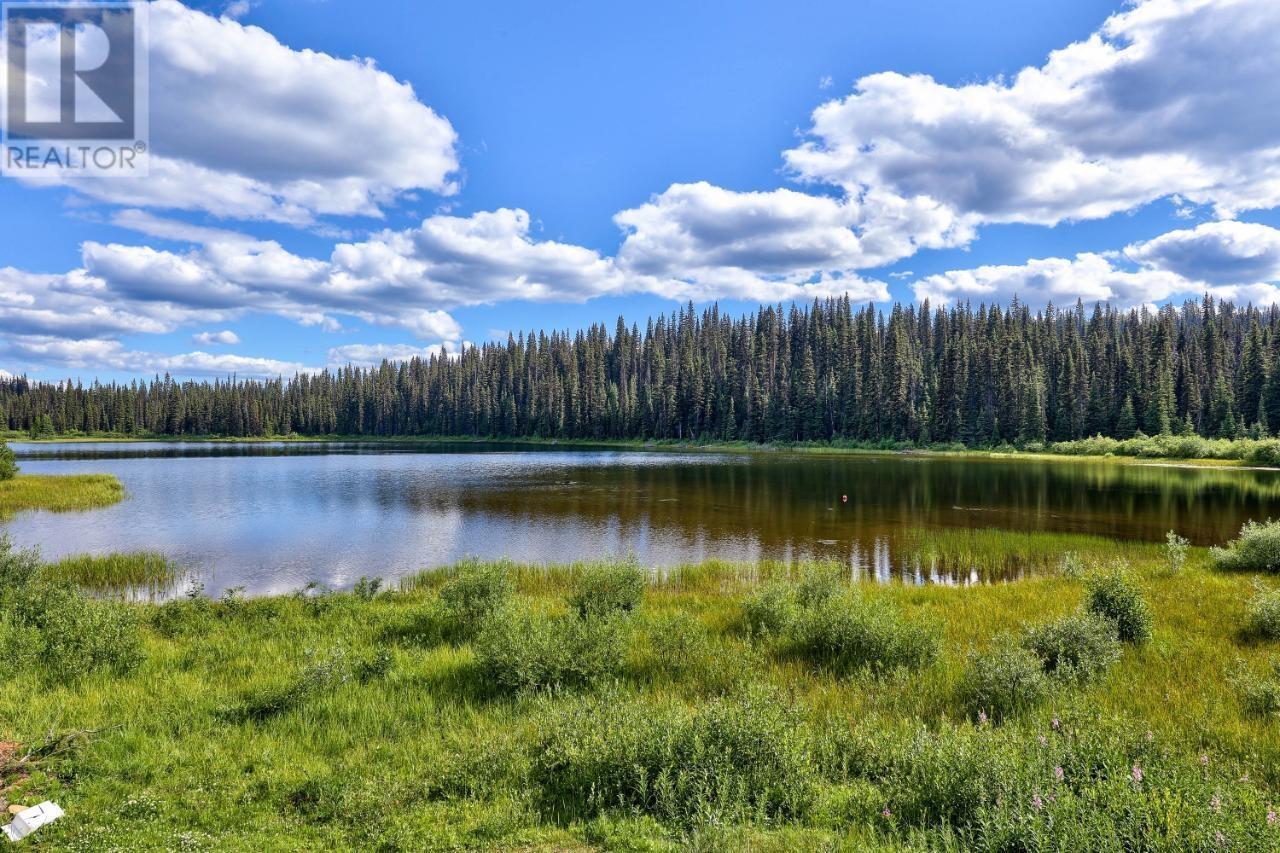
[0,474,124,519]
[3,534,1280,849]
[43,551,182,593]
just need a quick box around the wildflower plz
[1241,772,1251,783]
[1132,763,1144,784]
[978,710,988,725]
[1054,765,1065,782]
[1145,730,1154,742]
[881,807,892,819]
[1051,717,1060,730]
[1267,807,1276,826]
[1211,794,1222,813]
[1037,734,1047,747]
[1216,830,1227,846]
[1201,754,1209,767]
[1032,793,1044,811]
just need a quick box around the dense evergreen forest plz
[5,297,1280,445]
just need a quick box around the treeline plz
[5,297,1280,444]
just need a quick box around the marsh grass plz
[43,551,181,593]
[1,540,1280,848]
[0,473,124,518]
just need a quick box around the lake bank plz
[3,542,1279,849]
[6,430,1277,471]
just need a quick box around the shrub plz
[439,561,514,631]
[796,563,844,608]
[741,582,798,638]
[474,607,627,693]
[959,641,1048,721]
[353,576,384,602]
[1164,531,1189,575]
[1085,566,1153,644]
[792,594,939,676]
[1235,659,1280,718]
[0,440,16,481]
[1211,519,1280,573]
[2,578,143,684]
[637,611,753,694]
[531,686,815,825]
[566,558,646,619]
[226,648,354,722]
[1243,583,1280,641]
[1022,611,1122,684]
[0,535,40,597]
[1245,439,1280,467]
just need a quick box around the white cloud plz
[614,182,890,302]
[914,221,1280,308]
[0,335,306,377]
[23,0,459,224]
[326,342,459,368]
[1123,220,1280,286]
[193,329,241,345]
[786,0,1280,236]
[913,254,1186,308]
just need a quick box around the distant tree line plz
[4,296,1280,444]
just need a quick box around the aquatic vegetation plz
[0,473,124,518]
[43,551,180,592]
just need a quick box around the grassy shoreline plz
[0,473,124,519]
[3,539,1280,849]
[5,430,1274,471]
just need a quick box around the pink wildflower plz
[1266,807,1276,826]
[882,807,892,819]
[1132,763,1144,784]
[1054,766,1065,782]
[1051,717,1060,730]
[1201,754,1209,767]
[1032,793,1044,811]
[1211,794,1222,813]
[1037,734,1047,747]
[978,710,988,725]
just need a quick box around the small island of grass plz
[0,439,125,518]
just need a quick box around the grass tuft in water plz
[0,473,124,518]
[43,551,182,592]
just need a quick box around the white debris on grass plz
[2,802,63,842]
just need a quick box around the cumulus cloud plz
[193,329,241,345]
[20,0,458,224]
[614,182,889,302]
[1123,220,1280,286]
[914,222,1280,309]
[0,335,307,377]
[326,342,459,368]
[786,0,1280,237]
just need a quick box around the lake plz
[5,441,1280,595]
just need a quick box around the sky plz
[2,0,1280,382]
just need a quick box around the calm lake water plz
[6,441,1280,595]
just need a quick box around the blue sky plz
[2,0,1280,381]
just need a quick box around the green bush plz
[1235,659,1280,718]
[1211,519,1280,573]
[0,535,40,597]
[959,641,1048,721]
[1022,610,1122,684]
[1164,531,1189,575]
[566,558,646,619]
[0,440,16,481]
[1085,566,1153,644]
[226,648,355,722]
[796,563,844,608]
[531,686,815,825]
[1245,439,1280,467]
[2,578,143,684]
[1243,583,1280,641]
[474,607,627,693]
[741,582,798,638]
[792,594,939,676]
[439,561,514,632]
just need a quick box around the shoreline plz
[5,431,1274,471]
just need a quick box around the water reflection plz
[5,441,1280,596]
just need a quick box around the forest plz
[4,296,1280,445]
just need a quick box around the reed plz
[0,474,124,518]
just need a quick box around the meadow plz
[3,524,1280,850]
